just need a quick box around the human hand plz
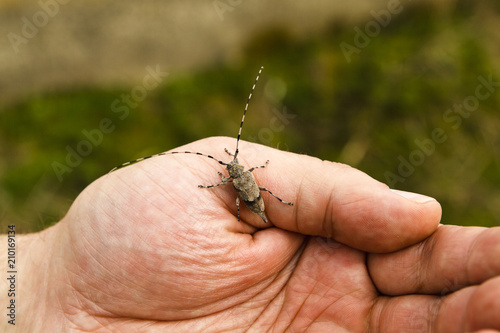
[8,137,500,332]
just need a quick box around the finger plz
[368,225,500,295]
[465,276,500,331]
[232,139,442,253]
[372,277,500,332]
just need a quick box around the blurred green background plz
[1,0,499,233]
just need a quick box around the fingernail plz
[391,189,437,203]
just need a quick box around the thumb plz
[248,145,442,253]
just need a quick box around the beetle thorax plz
[227,159,244,178]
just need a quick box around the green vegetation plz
[1,1,499,232]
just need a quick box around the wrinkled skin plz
[6,137,500,333]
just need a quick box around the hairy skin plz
[1,137,499,332]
